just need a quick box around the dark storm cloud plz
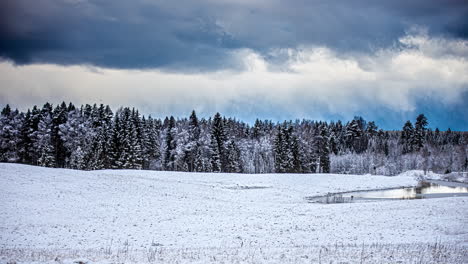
[0,0,467,69]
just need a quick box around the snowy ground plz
[0,163,467,263]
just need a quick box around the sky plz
[1,0,467,130]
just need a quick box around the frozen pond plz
[345,180,468,200]
[307,180,468,203]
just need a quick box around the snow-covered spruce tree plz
[27,106,43,164]
[34,113,55,167]
[210,132,222,172]
[401,120,414,154]
[290,133,302,173]
[163,116,177,171]
[226,140,242,173]
[108,113,123,169]
[0,105,23,162]
[51,102,68,167]
[366,121,378,138]
[87,127,106,170]
[174,128,189,171]
[17,109,33,164]
[85,104,113,170]
[273,124,301,173]
[140,116,161,170]
[114,108,129,169]
[210,113,227,172]
[126,109,143,169]
[116,108,143,170]
[194,143,212,172]
[413,114,428,152]
[186,110,200,172]
[315,125,330,173]
[252,119,263,139]
[345,118,367,154]
[59,109,94,170]
[281,125,294,172]
[273,125,286,173]
[1,104,11,117]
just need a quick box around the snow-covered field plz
[1,163,467,263]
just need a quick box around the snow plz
[0,163,467,263]
[399,169,468,183]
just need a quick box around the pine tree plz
[273,124,299,173]
[252,119,263,139]
[1,104,11,116]
[59,109,94,169]
[114,108,143,169]
[28,106,42,163]
[109,112,123,168]
[0,106,22,162]
[345,119,365,153]
[413,114,428,151]
[141,116,161,170]
[164,116,177,170]
[87,127,106,170]
[125,121,143,169]
[18,110,33,164]
[290,134,302,173]
[69,146,86,169]
[401,120,414,154]
[210,113,227,172]
[328,132,338,155]
[273,126,285,173]
[315,125,330,173]
[187,110,200,172]
[366,121,378,138]
[34,114,55,167]
[226,140,242,173]
[283,126,295,172]
[51,102,68,167]
[210,132,222,172]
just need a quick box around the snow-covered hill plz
[0,163,467,263]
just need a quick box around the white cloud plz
[0,33,467,121]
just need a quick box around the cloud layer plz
[1,32,467,129]
[1,0,468,69]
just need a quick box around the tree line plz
[0,102,467,175]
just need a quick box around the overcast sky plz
[1,0,467,130]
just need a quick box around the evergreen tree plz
[34,114,55,167]
[141,116,161,170]
[164,116,177,170]
[59,109,94,169]
[401,120,414,154]
[114,108,143,169]
[226,140,242,173]
[0,106,22,162]
[69,146,86,169]
[108,114,123,169]
[17,110,33,164]
[252,119,263,139]
[413,114,428,151]
[187,110,200,172]
[51,102,68,167]
[210,113,227,172]
[315,125,330,173]
[1,104,11,116]
[273,126,286,173]
[290,134,302,173]
[87,127,106,170]
[1,101,463,176]
[366,121,378,138]
[345,119,366,153]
